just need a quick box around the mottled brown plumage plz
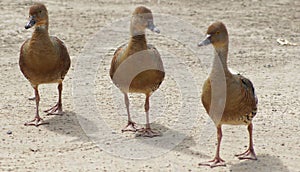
[110,6,164,137]
[19,3,70,126]
[198,22,258,167]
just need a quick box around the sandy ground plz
[0,0,300,171]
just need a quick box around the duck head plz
[198,21,229,48]
[130,6,160,36]
[25,3,48,29]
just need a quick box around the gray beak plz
[147,21,160,33]
[25,16,36,29]
[198,34,211,46]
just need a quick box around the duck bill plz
[147,21,160,33]
[25,16,36,29]
[198,34,211,46]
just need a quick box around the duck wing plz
[51,36,71,80]
[110,43,127,79]
[238,74,258,116]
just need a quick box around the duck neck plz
[30,24,50,44]
[127,34,147,55]
[210,45,231,78]
[29,25,55,56]
[33,23,49,34]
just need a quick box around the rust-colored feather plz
[51,36,71,80]
[19,36,70,86]
[20,3,71,126]
[198,21,258,166]
[110,36,164,94]
[109,6,164,137]
[202,74,257,125]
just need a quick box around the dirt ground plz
[0,0,299,171]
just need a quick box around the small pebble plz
[263,64,273,68]
[7,130,12,135]
[29,148,39,152]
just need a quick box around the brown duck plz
[198,22,258,167]
[19,3,70,126]
[110,6,164,137]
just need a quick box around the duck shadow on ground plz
[42,114,209,159]
[43,110,97,142]
[134,122,210,159]
[230,154,289,172]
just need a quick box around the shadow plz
[172,136,211,159]
[230,154,289,172]
[134,122,210,159]
[43,111,98,142]
[133,122,172,134]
